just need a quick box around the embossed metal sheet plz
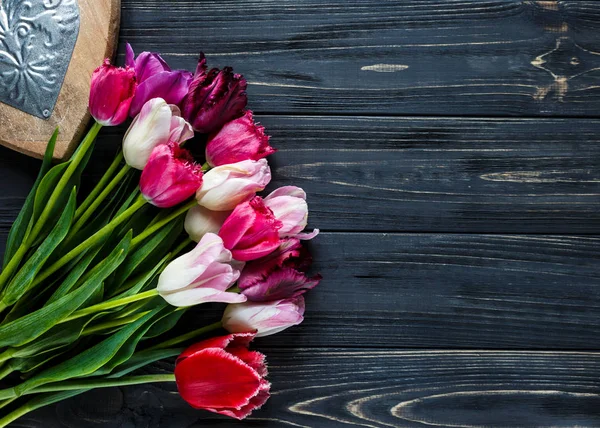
[0,0,80,119]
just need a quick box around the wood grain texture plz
[2,114,599,234]
[13,350,600,427]
[119,0,600,116]
[0,0,121,160]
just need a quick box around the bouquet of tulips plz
[0,45,320,425]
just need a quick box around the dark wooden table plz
[1,0,600,426]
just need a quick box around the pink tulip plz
[264,186,319,240]
[89,59,137,126]
[185,205,231,242]
[218,197,283,262]
[126,44,193,116]
[140,142,203,208]
[157,233,246,307]
[181,54,248,134]
[123,98,194,170]
[205,111,276,167]
[222,296,305,337]
[238,239,321,301]
[196,159,271,211]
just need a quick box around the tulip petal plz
[179,332,256,361]
[175,348,261,410]
[130,70,193,116]
[161,286,246,307]
[228,346,268,377]
[265,186,306,201]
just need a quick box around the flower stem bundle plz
[0,45,320,424]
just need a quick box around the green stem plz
[29,197,147,289]
[60,289,159,324]
[148,321,222,351]
[74,151,125,222]
[0,364,13,381]
[0,374,175,401]
[201,162,211,172]
[130,199,196,249]
[70,164,132,237]
[0,123,102,291]
[82,311,151,336]
[0,349,14,365]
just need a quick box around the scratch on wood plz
[480,170,598,183]
[535,0,559,10]
[544,23,568,33]
[361,64,409,73]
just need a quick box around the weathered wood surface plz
[12,351,600,427]
[2,115,600,234]
[1,0,599,426]
[121,0,600,116]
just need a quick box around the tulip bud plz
[126,44,193,117]
[264,186,319,240]
[205,111,276,167]
[157,233,246,307]
[140,142,203,208]
[196,159,271,211]
[222,296,305,337]
[89,59,137,126]
[218,197,283,262]
[185,205,231,242]
[182,54,248,134]
[175,332,270,419]
[239,239,321,302]
[123,98,194,170]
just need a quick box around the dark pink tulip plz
[205,111,276,167]
[89,59,137,126]
[239,239,321,301]
[140,142,203,208]
[126,44,193,117]
[218,197,282,262]
[181,54,248,134]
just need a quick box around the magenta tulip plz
[205,111,276,167]
[238,239,321,302]
[181,54,247,134]
[218,196,282,261]
[89,59,137,126]
[140,142,203,208]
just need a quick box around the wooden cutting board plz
[0,0,121,160]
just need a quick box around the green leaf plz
[0,232,131,348]
[45,246,102,304]
[143,309,184,339]
[13,307,158,396]
[3,129,58,267]
[31,162,71,232]
[1,188,77,307]
[107,217,182,295]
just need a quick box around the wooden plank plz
[260,115,600,233]
[2,115,599,234]
[120,0,600,116]
[254,232,600,350]
[18,350,600,427]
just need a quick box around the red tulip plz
[89,59,137,126]
[140,142,203,208]
[181,54,248,134]
[175,332,270,419]
[205,110,276,167]
[238,239,321,301]
[218,197,282,261]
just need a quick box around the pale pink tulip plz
[196,159,271,211]
[222,297,305,337]
[264,186,319,240]
[185,205,231,242]
[157,233,245,306]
